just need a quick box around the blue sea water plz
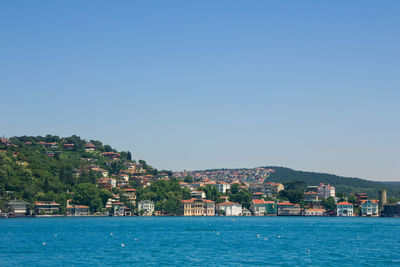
[0,217,399,266]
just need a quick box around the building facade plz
[138,200,155,216]
[182,199,215,216]
[35,201,60,215]
[318,183,336,199]
[336,202,354,216]
[66,205,90,216]
[250,200,277,216]
[7,200,28,217]
[216,202,242,216]
[216,182,231,193]
[264,182,284,197]
[277,203,301,216]
[304,208,326,216]
[361,200,379,216]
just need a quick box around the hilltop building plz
[318,183,335,199]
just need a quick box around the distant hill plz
[265,166,400,198]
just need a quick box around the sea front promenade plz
[1,217,399,266]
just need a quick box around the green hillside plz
[0,135,163,213]
[265,166,400,198]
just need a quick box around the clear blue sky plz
[1,1,399,181]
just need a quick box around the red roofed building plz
[182,199,215,216]
[101,152,121,160]
[251,199,277,216]
[85,142,96,152]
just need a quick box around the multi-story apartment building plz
[216,182,231,193]
[264,182,284,197]
[318,183,335,199]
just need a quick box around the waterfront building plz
[216,202,242,216]
[336,202,354,216]
[361,200,379,216]
[181,199,215,216]
[318,183,335,199]
[7,200,28,217]
[138,200,155,216]
[66,205,90,216]
[264,182,284,197]
[382,203,400,217]
[216,182,231,193]
[250,200,277,216]
[111,202,125,216]
[35,201,60,215]
[277,203,301,216]
[242,208,252,216]
[304,208,326,216]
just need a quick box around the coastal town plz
[1,136,400,218]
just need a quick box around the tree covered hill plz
[265,166,399,198]
[0,135,164,212]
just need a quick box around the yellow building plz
[182,199,215,216]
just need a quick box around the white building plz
[318,183,335,199]
[336,202,354,216]
[216,202,242,216]
[304,208,326,216]
[216,182,231,193]
[361,200,379,216]
[138,200,155,216]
